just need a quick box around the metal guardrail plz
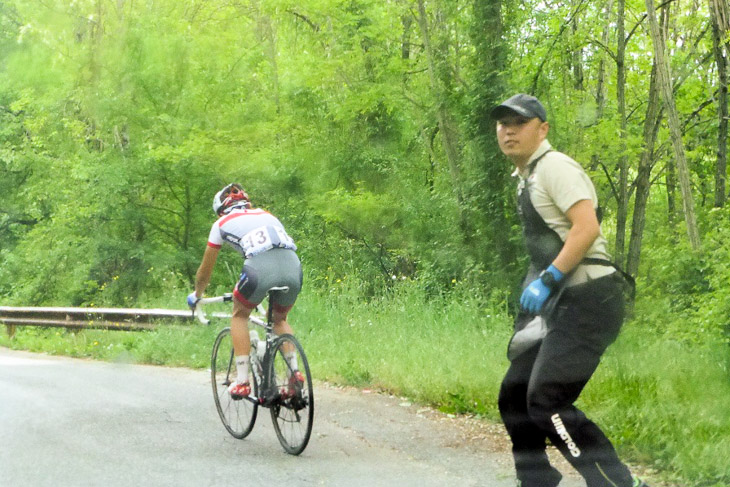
[0,305,231,336]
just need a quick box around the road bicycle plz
[193,287,314,455]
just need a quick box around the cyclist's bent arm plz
[194,245,219,297]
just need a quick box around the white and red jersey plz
[207,207,297,259]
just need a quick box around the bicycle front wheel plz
[268,334,314,455]
[211,327,258,439]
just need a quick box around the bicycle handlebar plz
[192,291,274,327]
[193,293,232,325]
[197,293,233,305]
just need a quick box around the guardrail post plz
[6,324,15,338]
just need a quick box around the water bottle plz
[256,339,266,362]
[250,330,266,362]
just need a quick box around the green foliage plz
[5,0,718,305]
[636,206,730,346]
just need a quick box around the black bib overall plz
[498,152,634,487]
[517,151,564,274]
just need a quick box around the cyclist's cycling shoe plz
[227,381,251,400]
[290,370,305,393]
[281,371,305,400]
[632,478,649,487]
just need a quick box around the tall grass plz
[2,279,729,485]
[292,279,513,416]
[582,327,730,486]
[0,322,220,368]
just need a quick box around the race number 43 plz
[242,225,296,258]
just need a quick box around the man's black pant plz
[498,274,634,487]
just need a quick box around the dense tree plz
[0,0,726,305]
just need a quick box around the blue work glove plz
[520,265,564,314]
[187,292,200,309]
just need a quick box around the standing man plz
[492,94,646,487]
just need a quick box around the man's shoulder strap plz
[527,149,553,175]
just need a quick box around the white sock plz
[285,351,298,372]
[235,355,250,384]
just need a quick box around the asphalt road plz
[0,347,585,487]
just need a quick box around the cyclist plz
[188,183,304,399]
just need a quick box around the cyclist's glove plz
[187,292,200,309]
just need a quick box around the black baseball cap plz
[491,94,547,122]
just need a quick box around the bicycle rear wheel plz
[268,334,314,455]
[211,327,258,439]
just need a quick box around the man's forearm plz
[552,199,600,274]
[194,246,219,297]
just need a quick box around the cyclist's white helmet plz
[213,183,251,216]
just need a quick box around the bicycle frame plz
[200,286,313,454]
[193,287,288,331]
[194,287,289,406]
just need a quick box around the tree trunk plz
[627,60,663,277]
[645,0,701,250]
[401,14,413,60]
[571,18,584,91]
[254,8,281,115]
[416,0,465,228]
[470,0,517,276]
[709,0,730,32]
[614,0,629,266]
[709,0,728,207]
[591,0,613,172]
[666,152,677,223]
